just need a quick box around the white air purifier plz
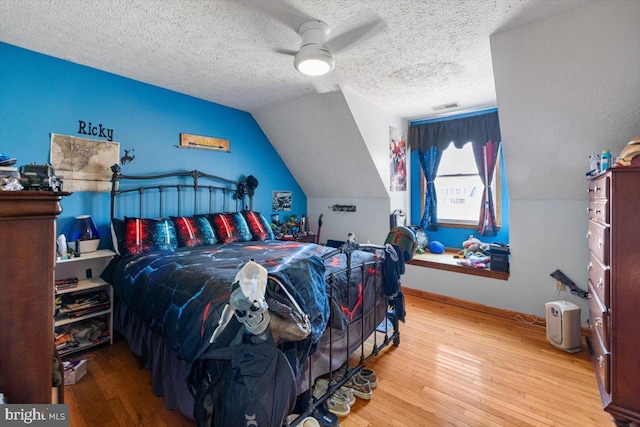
[545,301,582,353]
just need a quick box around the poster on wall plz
[50,134,120,192]
[389,126,407,191]
[272,190,292,212]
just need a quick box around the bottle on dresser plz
[600,149,611,171]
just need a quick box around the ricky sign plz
[78,120,114,141]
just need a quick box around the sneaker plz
[313,378,351,417]
[286,414,321,427]
[302,417,321,427]
[357,367,378,389]
[344,374,372,400]
[331,366,348,382]
[313,403,338,427]
[326,394,350,417]
[336,385,355,406]
[314,377,353,404]
[313,378,329,399]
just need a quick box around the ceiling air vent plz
[432,102,460,111]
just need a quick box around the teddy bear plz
[457,235,491,268]
[462,235,489,254]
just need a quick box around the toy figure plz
[462,235,489,254]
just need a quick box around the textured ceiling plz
[0,0,594,120]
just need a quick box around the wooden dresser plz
[586,167,640,426]
[0,191,67,403]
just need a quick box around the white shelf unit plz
[54,249,116,357]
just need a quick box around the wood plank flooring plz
[64,293,613,426]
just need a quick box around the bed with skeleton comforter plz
[103,240,388,420]
[103,167,401,425]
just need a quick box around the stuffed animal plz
[458,256,489,269]
[462,235,489,254]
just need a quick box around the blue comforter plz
[102,240,382,363]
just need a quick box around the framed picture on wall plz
[389,126,407,191]
[272,191,292,212]
[50,133,120,192]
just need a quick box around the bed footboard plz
[287,241,402,426]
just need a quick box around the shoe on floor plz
[286,414,322,427]
[336,385,355,406]
[313,378,350,418]
[357,367,378,389]
[326,394,350,417]
[314,377,354,406]
[313,402,339,426]
[331,366,348,382]
[344,374,372,400]
[312,378,329,399]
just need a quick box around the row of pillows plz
[112,211,275,257]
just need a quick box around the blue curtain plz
[410,111,502,234]
[417,146,442,231]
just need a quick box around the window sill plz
[407,249,509,281]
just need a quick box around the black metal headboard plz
[109,164,258,220]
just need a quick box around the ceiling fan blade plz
[273,48,297,57]
[310,70,342,94]
[326,15,385,54]
[238,0,312,33]
[234,42,296,57]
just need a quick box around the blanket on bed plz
[102,240,381,364]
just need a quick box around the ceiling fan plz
[293,20,336,77]
[242,2,384,93]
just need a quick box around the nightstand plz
[54,249,115,357]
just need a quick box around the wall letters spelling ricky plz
[78,120,114,141]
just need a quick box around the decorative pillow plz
[110,218,126,255]
[206,212,252,244]
[123,217,177,257]
[170,216,217,247]
[242,210,275,241]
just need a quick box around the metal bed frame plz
[108,165,401,426]
[286,240,401,426]
[109,164,256,220]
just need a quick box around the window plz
[422,142,501,227]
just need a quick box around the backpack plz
[189,338,297,427]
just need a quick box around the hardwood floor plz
[65,293,612,426]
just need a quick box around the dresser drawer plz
[589,329,611,395]
[588,175,609,200]
[587,199,609,223]
[589,281,609,350]
[588,251,610,307]
[587,200,596,219]
[587,220,610,265]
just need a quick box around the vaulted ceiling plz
[0,0,594,120]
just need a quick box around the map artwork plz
[50,134,120,192]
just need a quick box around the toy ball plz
[428,241,445,254]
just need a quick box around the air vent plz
[432,102,461,111]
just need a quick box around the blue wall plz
[410,109,510,249]
[0,43,305,247]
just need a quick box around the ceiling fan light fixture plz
[294,46,335,76]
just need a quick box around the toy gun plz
[550,269,589,299]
